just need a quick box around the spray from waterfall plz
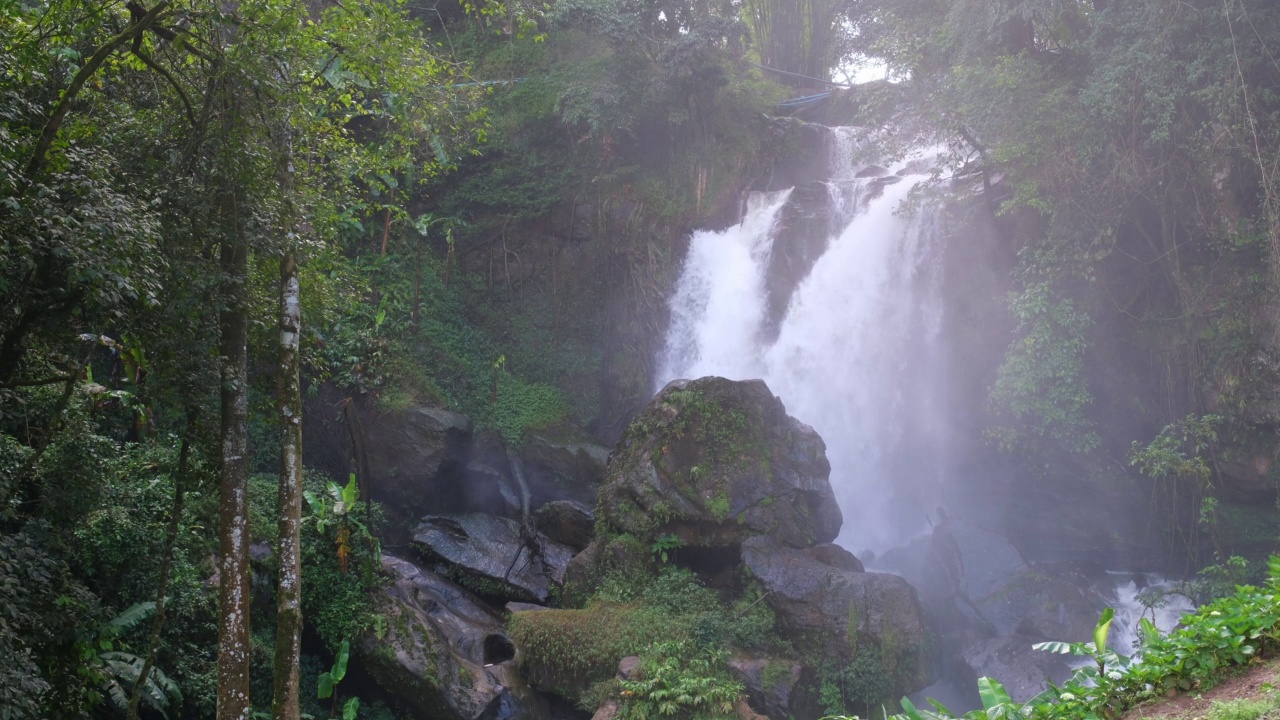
[656,130,948,551]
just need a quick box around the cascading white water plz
[658,190,792,382]
[656,130,948,550]
[1106,573,1197,655]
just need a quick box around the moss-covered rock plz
[507,602,694,699]
[741,535,931,700]
[597,376,841,548]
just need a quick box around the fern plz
[104,602,157,635]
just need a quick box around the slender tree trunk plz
[272,253,304,720]
[127,412,195,720]
[216,206,252,720]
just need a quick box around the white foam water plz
[656,133,946,550]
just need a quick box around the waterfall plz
[1106,573,1197,655]
[656,129,948,551]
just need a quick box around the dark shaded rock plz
[764,182,836,343]
[958,635,1072,703]
[364,405,472,521]
[758,118,831,191]
[462,431,523,520]
[463,458,522,519]
[521,431,610,510]
[598,377,841,549]
[728,657,821,720]
[534,500,595,550]
[358,555,550,720]
[735,697,769,720]
[1219,454,1277,502]
[413,514,575,603]
[741,535,930,698]
[249,542,273,563]
[856,165,889,178]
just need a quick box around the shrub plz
[616,639,743,720]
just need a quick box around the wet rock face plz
[875,518,1112,706]
[957,635,1073,703]
[741,535,931,699]
[533,500,595,551]
[413,514,575,603]
[363,405,473,521]
[358,555,550,720]
[597,376,841,549]
[521,432,610,508]
[880,518,1111,644]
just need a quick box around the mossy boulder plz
[358,555,549,720]
[362,404,473,524]
[597,377,841,549]
[741,535,931,700]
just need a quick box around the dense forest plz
[3,1,1280,720]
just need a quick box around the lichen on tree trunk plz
[216,200,252,720]
[273,253,304,720]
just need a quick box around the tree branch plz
[24,1,173,179]
[133,48,197,127]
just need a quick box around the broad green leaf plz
[343,474,358,506]
[332,640,350,682]
[1093,608,1115,653]
[977,677,1013,711]
[1140,617,1160,648]
[317,672,335,699]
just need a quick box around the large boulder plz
[727,657,821,720]
[533,500,595,551]
[597,377,841,549]
[358,555,549,720]
[413,514,575,603]
[520,430,610,509]
[958,635,1073,703]
[363,405,473,521]
[878,519,1110,643]
[741,535,931,699]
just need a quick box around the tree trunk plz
[216,212,252,720]
[272,254,303,720]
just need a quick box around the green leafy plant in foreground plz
[93,603,182,719]
[317,639,360,720]
[827,556,1280,720]
[616,639,743,720]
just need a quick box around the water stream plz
[656,130,947,550]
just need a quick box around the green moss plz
[847,605,860,657]
[508,602,695,696]
[761,659,793,689]
[708,491,730,520]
